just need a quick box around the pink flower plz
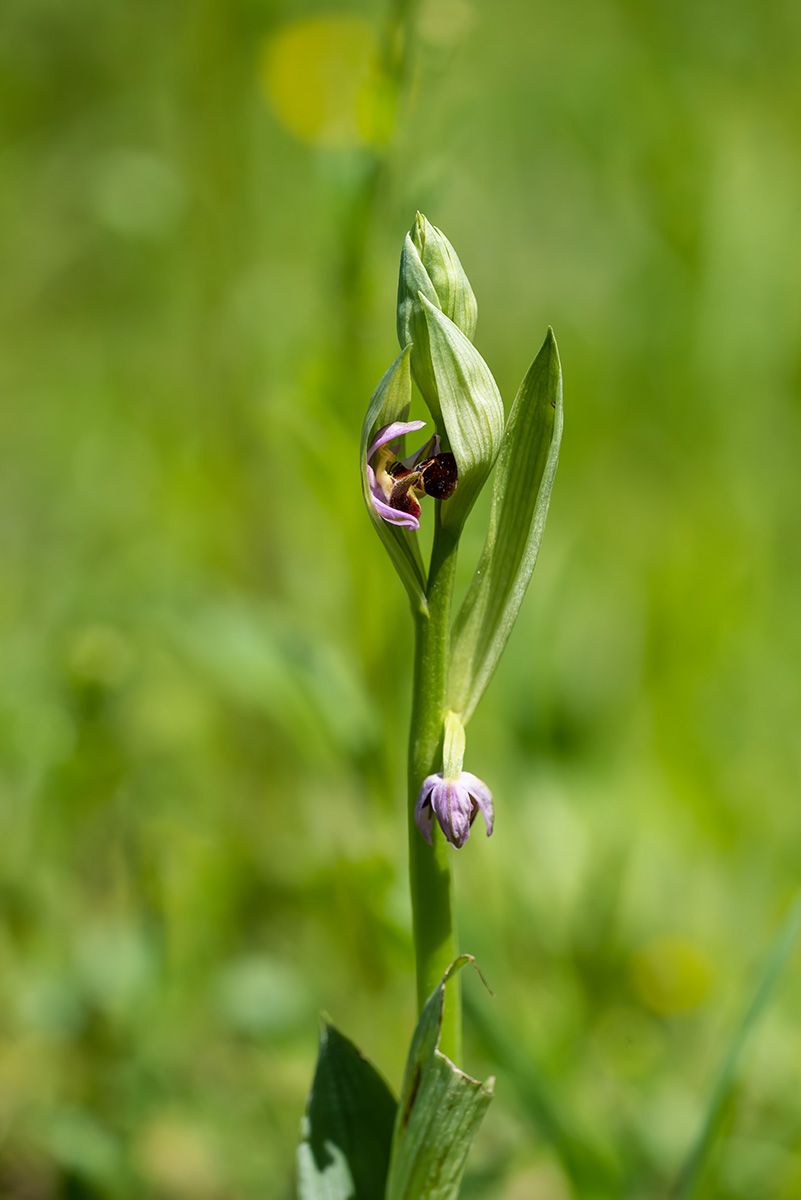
[415,772,494,848]
[365,422,457,530]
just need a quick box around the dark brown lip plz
[420,452,458,500]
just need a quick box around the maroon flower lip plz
[419,452,457,500]
[365,422,458,530]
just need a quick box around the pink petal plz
[367,420,426,464]
[462,771,494,837]
[370,492,420,529]
[366,447,422,529]
[414,775,440,845]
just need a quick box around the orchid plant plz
[298,214,563,1199]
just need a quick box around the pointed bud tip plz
[412,211,430,243]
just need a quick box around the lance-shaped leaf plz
[297,1022,398,1200]
[421,296,505,532]
[385,957,494,1200]
[449,329,562,722]
[360,347,428,615]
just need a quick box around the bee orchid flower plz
[365,421,457,530]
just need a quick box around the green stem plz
[408,510,461,1061]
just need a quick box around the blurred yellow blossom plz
[261,16,383,148]
[631,935,715,1016]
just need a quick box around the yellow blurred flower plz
[631,935,714,1015]
[135,1114,223,1199]
[261,15,384,149]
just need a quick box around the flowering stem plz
[408,508,461,1061]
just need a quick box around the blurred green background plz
[2,0,801,1196]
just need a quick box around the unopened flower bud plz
[396,213,478,425]
[398,213,477,343]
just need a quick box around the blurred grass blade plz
[386,956,494,1200]
[464,986,622,1196]
[297,1022,397,1200]
[674,891,801,1200]
[360,347,428,614]
[449,329,562,721]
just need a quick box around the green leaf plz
[360,347,428,615]
[385,957,494,1200]
[420,297,506,532]
[449,328,563,721]
[297,1021,398,1200]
